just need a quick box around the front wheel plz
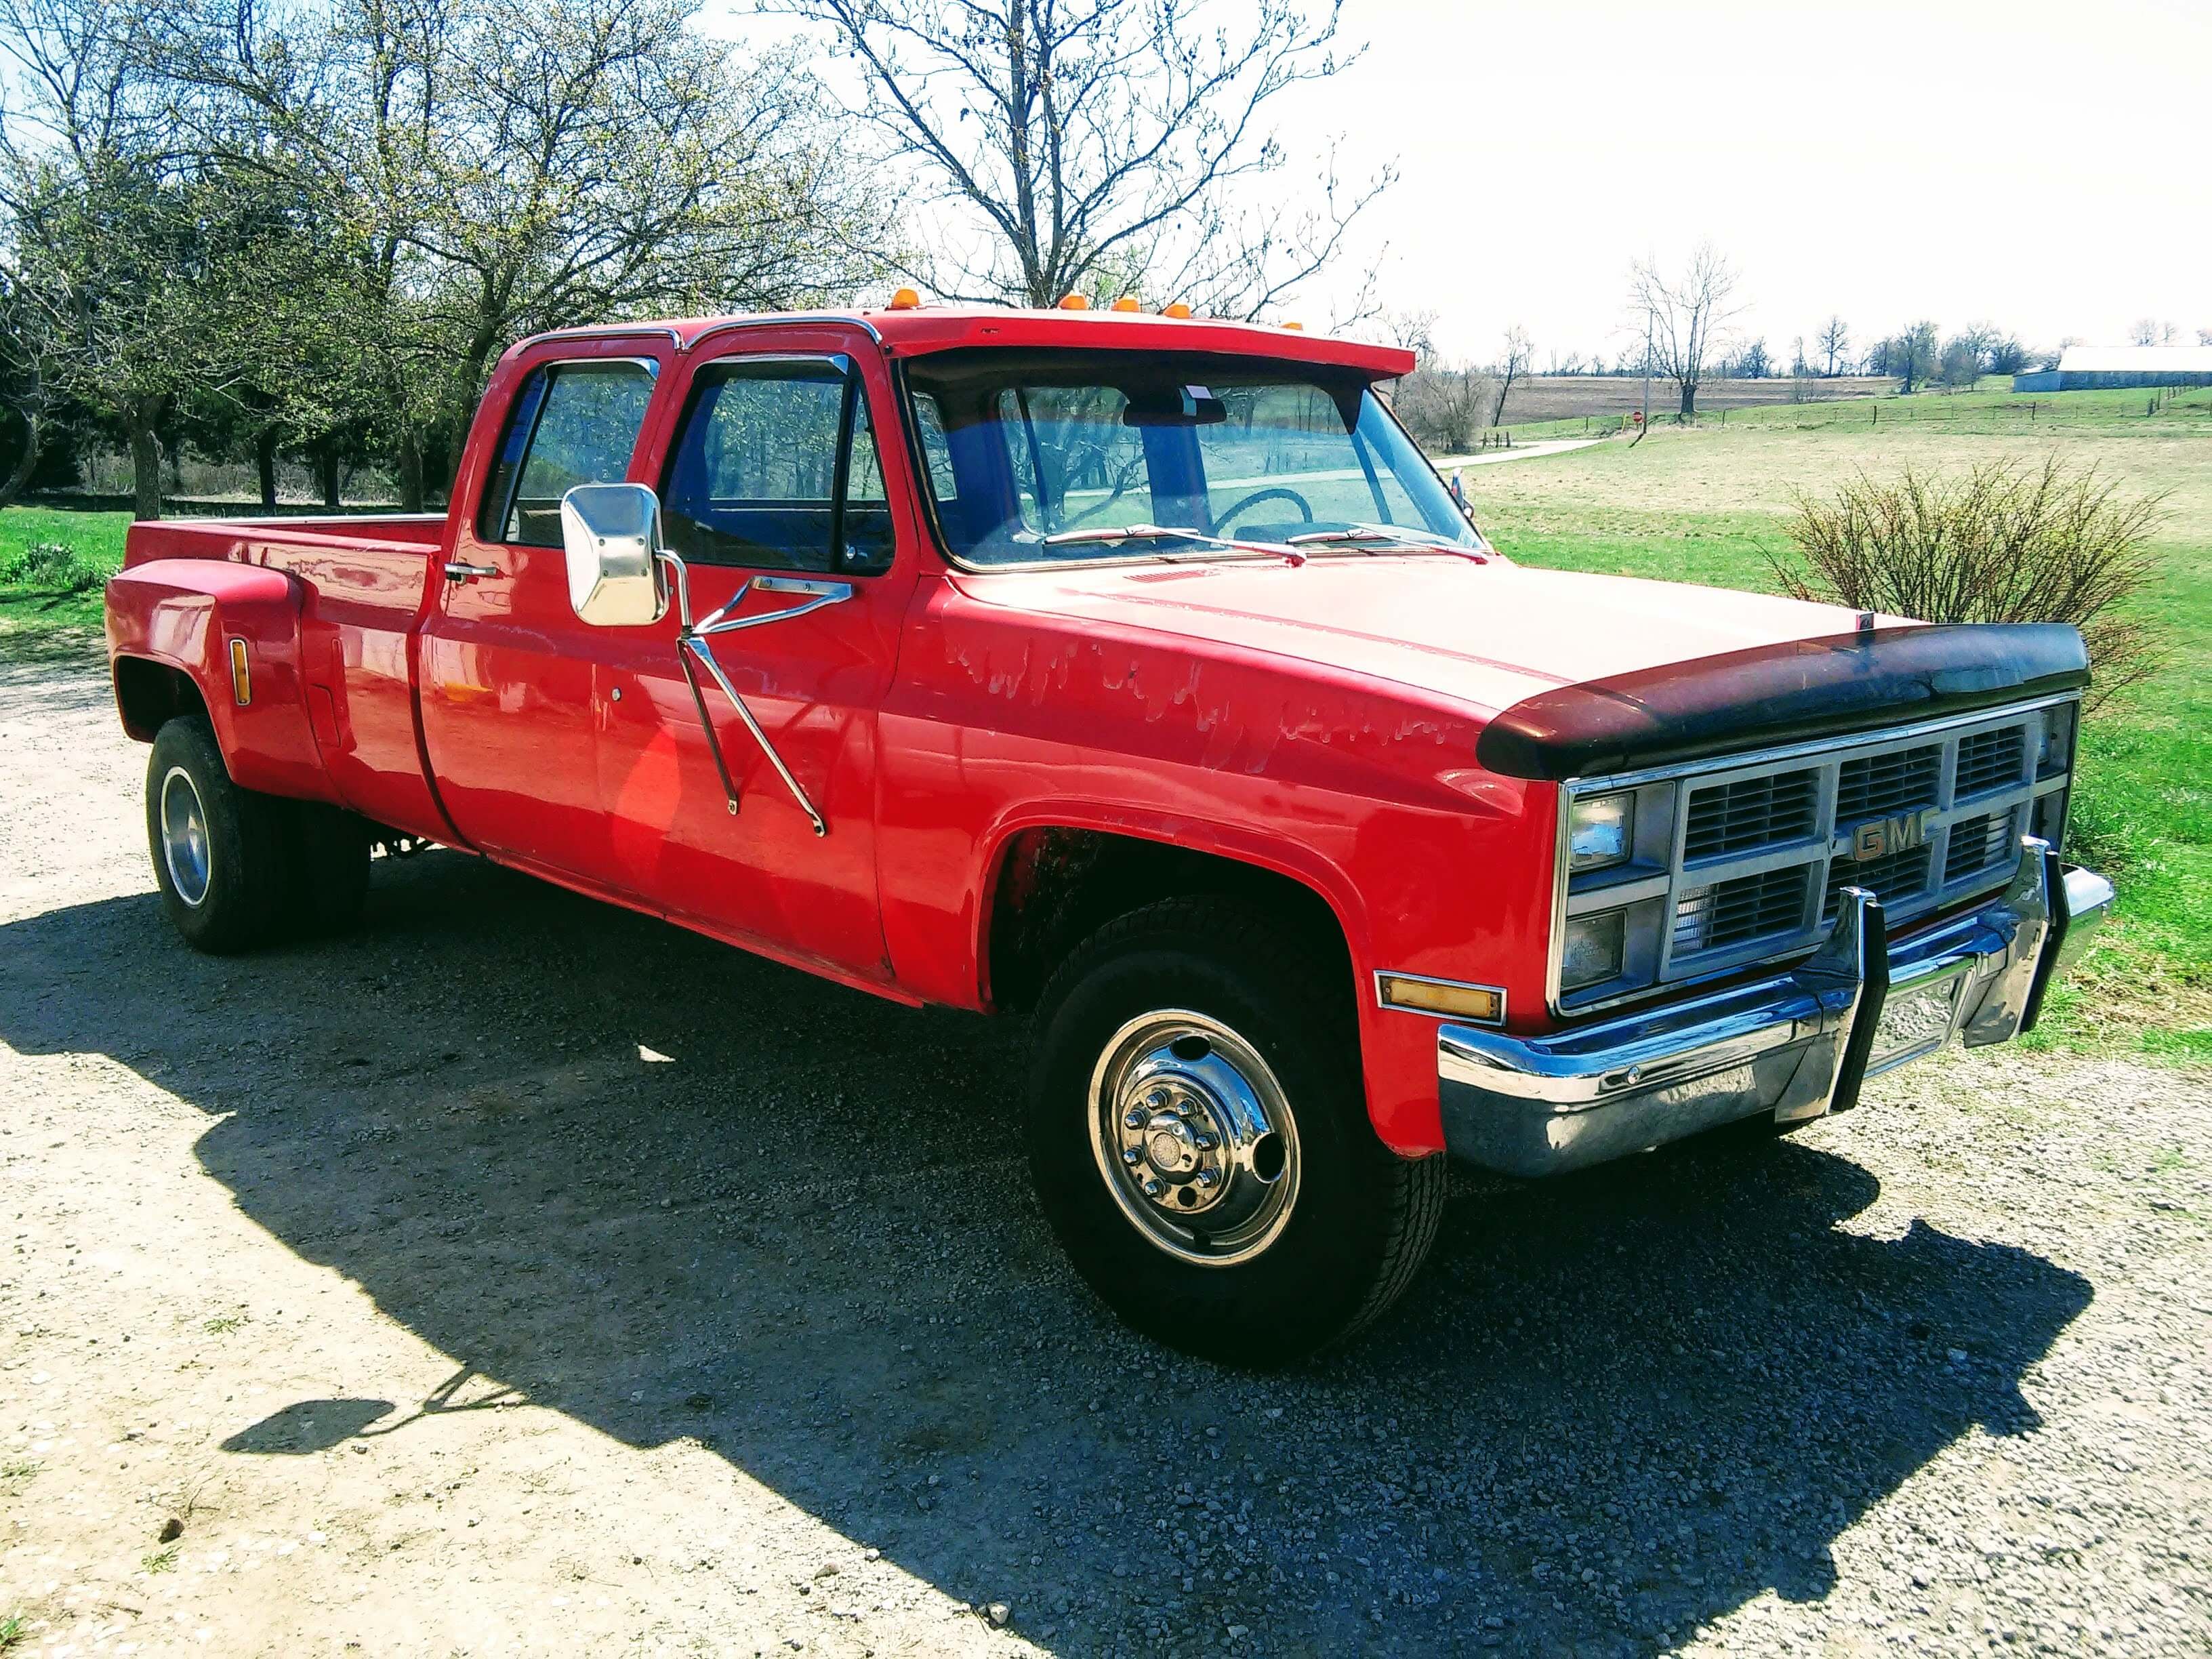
[1025,897,1445,1366]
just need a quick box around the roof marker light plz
[887,287,922,310]
[1058,293,1090,310]
[1162,302,1193,319]
[1282,321,1305,331]
[1111,296,1141,312]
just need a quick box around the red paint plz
[104,304,1873,1158]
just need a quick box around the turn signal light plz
[1111,296,1141,312]
[228,637,251,706]
[886,286,921,310]
[1162,302,1193,319]
[1376,973,1504,1025]
[1058,293,1090,310]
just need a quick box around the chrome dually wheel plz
[1090,1010,1300,1265]
[159,764,214,907]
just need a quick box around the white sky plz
[1279,0,2212,364]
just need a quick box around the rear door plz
[592,326,920,983]
[419,337,670,880]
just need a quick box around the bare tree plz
[1817,314,1849,377]
[1626,241,1740,418]
[2199,328,2212,347]
[1489,325,1531,426]
[1378,306,1440,364]
[765,0,1391,320]
[2129,318,2177,346]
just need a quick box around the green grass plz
[0,502,131,641]
[1469,390,2211,1057]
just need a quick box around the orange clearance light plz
[1282,320,1305,331]
[886,286,922,310]
[1057,293,1090,310]
[1376,973,1504,1025]
[228,637,252,706]
[1162,302,1193,319]
[1111,295,1142,312]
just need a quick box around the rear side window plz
[478,360,657,547]
[660,357,894,575]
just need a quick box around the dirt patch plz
[3,649,2209,1656]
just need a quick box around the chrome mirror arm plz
[653,551,854,838]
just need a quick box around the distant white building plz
[2014,345,2212,392]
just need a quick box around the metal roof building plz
[2014,344,2212,392]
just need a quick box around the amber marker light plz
[1111,296,1142,312]
[886,287,922,310]
[1162,302,1193,319]
[1282,321,1305,331]
[228,637,252,705]
[1057,293,1090,310]
[1376,973,1504,1025]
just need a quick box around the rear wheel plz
[146,717,293,953]
[1025,897,1445,1366]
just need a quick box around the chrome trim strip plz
[1443,840,2098,1178]
[1372,970,1508,1025]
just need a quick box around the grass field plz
[1467,392,2211,1059]
[5,384,2205,1056]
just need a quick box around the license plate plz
[1867,976,1965,1074]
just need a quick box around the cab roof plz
[531,304,1416,380]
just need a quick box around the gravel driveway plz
[3,640,2208,1657]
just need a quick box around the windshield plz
[900,348,1483,567]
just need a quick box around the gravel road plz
[3,638,2209,1658]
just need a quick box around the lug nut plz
[1124,1107,1147,1129]
[1195,1170,1220,1189]
[1122,1149,1141,1166]
[1142,1178,1164,1197]
[1193,1134,1216,1150]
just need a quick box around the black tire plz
[144,716,294,954]
[285,800,371,937]
[1025,896,1446,1367]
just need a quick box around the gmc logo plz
[1851,807,1936,862]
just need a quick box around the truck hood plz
[947,554,1877,719]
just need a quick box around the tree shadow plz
[0,851,2093,1654]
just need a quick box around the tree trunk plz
[129,400,164,521]
[316,445,341,510]
[398,426,426,513]
[255,428,279,510]
[1679,382,1696,419]
[0,409,37,509]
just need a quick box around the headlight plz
[1568,791,1635,872]
[1560,909,1626,991]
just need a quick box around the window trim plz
[478,355,661,548]
[657,350,893,577]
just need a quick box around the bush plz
[1768,457,2163,710]
[0,539,108,596]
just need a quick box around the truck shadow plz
[1,849,2093,1656]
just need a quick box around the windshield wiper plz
[1040,523,1304,563]
[1284,523,1480,555]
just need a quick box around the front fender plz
[106,558,337,803]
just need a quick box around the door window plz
[661,359,895,574]
[478,360,658,547]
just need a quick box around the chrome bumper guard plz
[1438,838,2113,1179]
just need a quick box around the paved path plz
[1432,436,1607,468]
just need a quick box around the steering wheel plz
[1214,487,1314,534]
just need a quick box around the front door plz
[419,344,668,882]
[591,334,919,985]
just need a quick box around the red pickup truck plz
[104,302,2112,1364]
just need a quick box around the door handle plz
[443,560,500,582]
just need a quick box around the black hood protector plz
[1474,622,2090,783]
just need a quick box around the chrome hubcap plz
[1088,1010,1300,1267]
[159,766,212,907]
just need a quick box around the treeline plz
[0,0,890,516]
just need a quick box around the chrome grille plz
[1946,807,2017,884]
[1824,844,1933,919]
[1683,773,1818,861]
[1956,726,2026,798]
[1675,867,1808,952]
[1836,743,1941,821]
[1553,697,2078,1012]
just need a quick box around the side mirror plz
[560,483,668,628]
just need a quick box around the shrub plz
[0,540,108,596]
[1768,457,2164,711]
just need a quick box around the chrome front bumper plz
[1438,838,2113,1178]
